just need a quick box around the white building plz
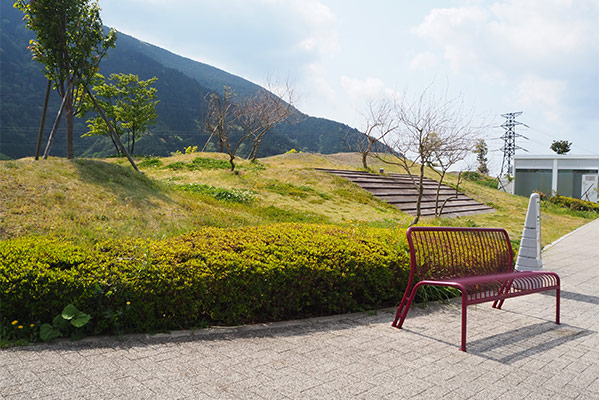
[510,155,599,202]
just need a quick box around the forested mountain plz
[0,3,363,159]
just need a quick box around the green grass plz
[137,157,163,168]
[187,156,230,170]
[172,183,256,203]
[0,152,596,246]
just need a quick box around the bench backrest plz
[406,227,514,280]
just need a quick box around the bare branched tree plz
[428,117,481,217]
[235,78,297,161]
[382,87,486,225]
[352,97,398,170]
[202,86,248,171]
[436,162,475,216]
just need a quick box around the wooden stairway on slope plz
[318,168,495,217]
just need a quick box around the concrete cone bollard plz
[516,193,542,271]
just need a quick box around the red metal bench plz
[392,227,560,351]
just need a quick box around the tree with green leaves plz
[14,0,116,159]
[550,140,572,155]
[82,73,159,156]
[474,138,489,175]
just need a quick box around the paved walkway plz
[1,220,598,399]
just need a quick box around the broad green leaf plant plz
[39,304,91,342]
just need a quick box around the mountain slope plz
[0,3,362,159]
[125,32,262,98]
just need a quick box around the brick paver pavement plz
[1,220,598,399]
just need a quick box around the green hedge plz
[0,224,410,340]
[548,195,598,212]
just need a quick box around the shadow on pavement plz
[4,310,397,352]
[468,322,592,364]
[402,320,592,364]
[540,290,598,305]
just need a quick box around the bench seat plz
[423,270,559,305]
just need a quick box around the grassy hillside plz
[0,152,595,246]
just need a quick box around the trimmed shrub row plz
[547,195,598,213]
[0,224,410,340]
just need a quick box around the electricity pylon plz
[499,112,528,177]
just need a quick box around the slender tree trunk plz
[362,152,368,169]
[131,129,136,155]
[108,133,120,156]
[249,140,259,161]
[65,103,74,159]
[229,155,235,171]
[202,132,215,152]
[43,87,70,159]
[434,171,446,217]
[35,79,52,160]
[438,171,463,216]
[409,163,425,226]
[65,76,74,159]
[43,112,62,160]
[85,87,139,172]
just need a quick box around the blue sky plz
[100,0,599,174]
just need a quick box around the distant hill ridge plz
[123,32,262,98]
[0,2,363,159]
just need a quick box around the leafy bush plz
[164,161,186,170]
[463,171,497,188]
[548,195,598,212]
[137,158,162,168]
[0,224,410,341]
[172,183,256,203]
[187,157,230,170]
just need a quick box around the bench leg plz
[556,288,560,325]
[460,297,467,352]
[392,284,422,329]
[392,293,410,328]
[492,279,514,309]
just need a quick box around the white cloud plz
[304,63,337,103]
[488,0,594,60]
[413,6,489,72]
[413,0,597,76]
[413,6,489,40]
[340,76,396,102]
[292,1,339,53]
[517,76,567,122]
[409,52,438,70]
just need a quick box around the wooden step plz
[317,168,496,218]
[398,203,494,214]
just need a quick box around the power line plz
[499,111,528,176]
